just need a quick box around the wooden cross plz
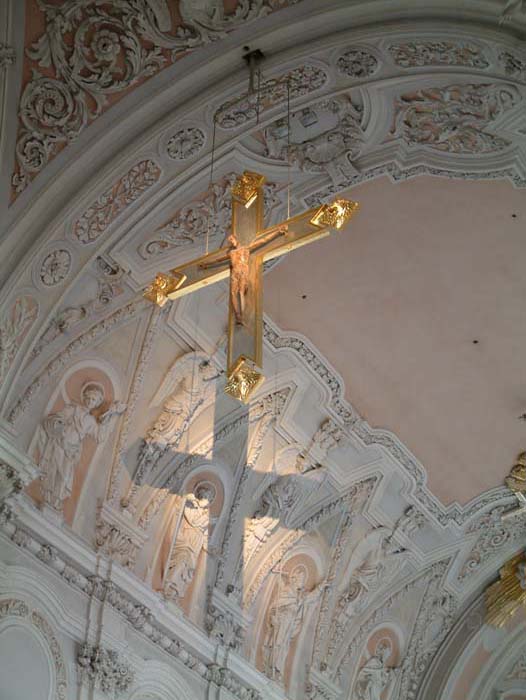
[144,171,358,403]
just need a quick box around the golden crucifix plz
[144,171,358,403]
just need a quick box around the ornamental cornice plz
[0,500,285,700]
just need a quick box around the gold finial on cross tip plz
[232,171,265,208]
[224,356,265,403]
[311,198,359,230]
[144,271,186,307]
[506,452,526,494]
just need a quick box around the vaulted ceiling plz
[0,2,525,700]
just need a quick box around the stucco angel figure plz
[36,382,125,510]
[354,641,398,700]
[136,352,221,480]
[164,485,216,600]
[341,527,407,618]
[263,568,325,681]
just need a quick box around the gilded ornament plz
[311,198,359,230]
[486,551,526,627]
[506,452,526,494]
[224,356,264,403]
[144,170,359,402]
[231,171,266,206]
[143,271,186,306]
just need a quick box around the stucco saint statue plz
[164,485,215,600]
[36,382,125,510]
[263,568,324,681]
[354,641,398,700]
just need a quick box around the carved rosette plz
[337,48,379,77]
[166,127,205,160]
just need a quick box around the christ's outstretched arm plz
[249,225,288,252]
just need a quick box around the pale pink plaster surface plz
[266,176,526,505]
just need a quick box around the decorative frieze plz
[389,41,489,68]
[73,160,161,244]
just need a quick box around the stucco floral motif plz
[389,41,489,68]
[39,249,72,286]
[73,160,161,244]
[139,174,280,259]
[499,50,526,77]
[392,83,521,153]
[166,127,205,160]
[12,0,297,192]
[215,64,327,129]
[0,43,16,67]
[77,643,134,697]
[336,49,379,78]
[0,296,38,382]
[31,258,124,359]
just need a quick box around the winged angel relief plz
[13,0,293,190]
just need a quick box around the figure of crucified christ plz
[201,225,287,325]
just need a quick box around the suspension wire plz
[286,78,291,220]
[205,115,218,256]
[256,68,262,125]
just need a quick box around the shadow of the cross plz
[114,351,337,669]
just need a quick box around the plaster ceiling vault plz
[0,2,526,700]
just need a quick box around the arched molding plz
[131,656,198,700]
[418,576,526,700]
[0,596,68,700]
[2,4,526,294]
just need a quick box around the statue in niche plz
[163,484,216,600]
[135,353,221,487]
[36,382,125,510]
[263,567,324,682]
[354,640,399,700]
[341,527,407,618]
